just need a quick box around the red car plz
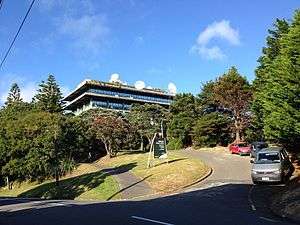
[229,143,251,155]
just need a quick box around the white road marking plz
[48,202,67,207]
[131,216,175,225]
[247,185,256,211]
[260,216,278,223]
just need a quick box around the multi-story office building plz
[63,79,175,115]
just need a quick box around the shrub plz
[167,138,183,150]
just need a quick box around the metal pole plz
[147,133,157,168]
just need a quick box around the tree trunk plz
[147,137,152,150]
[55,168,59,186]
[140,134,144,151]
[104,142,110,158]
[6,176,11,190]
[234,119,241,143]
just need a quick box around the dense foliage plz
[212,67,252,142]
[168,94,197,148]
[193,113,231,147]
[127,104,169,150]
[252,10,300,150]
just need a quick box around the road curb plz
[181,166,213,190]
[124,166,213,201]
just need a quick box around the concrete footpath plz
[112,169,154,200]
[94,165,154,200]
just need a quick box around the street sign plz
[147,131,169,168]
[154,137,167,159]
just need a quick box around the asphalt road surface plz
[0,149,295,225]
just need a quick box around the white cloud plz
[191,20,240,60]
[134,36,144,45]
[191,45,225,60]
[37,0,108,56]
[19,82,37,102]
[38,0,94,14]
[58,14,110,54]
[197,20,240,46]
[134,80,146,90]
[168,82,177,94]
[38,0,57,11]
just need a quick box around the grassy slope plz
[0,164,120,201]
[99,151,209,193]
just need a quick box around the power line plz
[0,0,4,11]
[0,0,36,70]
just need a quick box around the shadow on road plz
[17,163,137,200]
[0,183,294,225]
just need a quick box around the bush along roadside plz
[270,153,300,223]
[270,178,300,223]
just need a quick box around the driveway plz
[0,149,295,225]
[183,148,252,185]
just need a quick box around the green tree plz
[5,83,22,106]
[197,81,218,114]
[0,101,33,188]
[127,104,169,150]
[0,106,78,188]
[91,112,131,157]
[168,94,197,148]
[251,19,290,140]
[260,10,300,149]
[193,112,231,147]
[213,67,252,142]
[34,75,64,113]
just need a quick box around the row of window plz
[91,100,131,110]
[88,88,172,104]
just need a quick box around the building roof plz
[63,79,174,102]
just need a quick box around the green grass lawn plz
[0,164,120,201]
[98,150,209,193]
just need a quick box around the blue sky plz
[0,0,299,103]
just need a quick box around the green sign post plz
[154,138,167,159]
[147,133,168,168]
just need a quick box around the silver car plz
[251,147,294,184]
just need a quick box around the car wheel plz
[281,175,287,184]
[252,180,259,185]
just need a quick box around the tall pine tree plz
[261,10,300,149]
[5,83,22,106]
[34,75,64,113]
[251,19,290,140]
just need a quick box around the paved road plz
[0,149,295,225]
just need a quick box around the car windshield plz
[238,143,248,147]
[257,152,280,163]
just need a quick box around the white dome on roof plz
[135,80,146,90]
[168,82,177,94]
